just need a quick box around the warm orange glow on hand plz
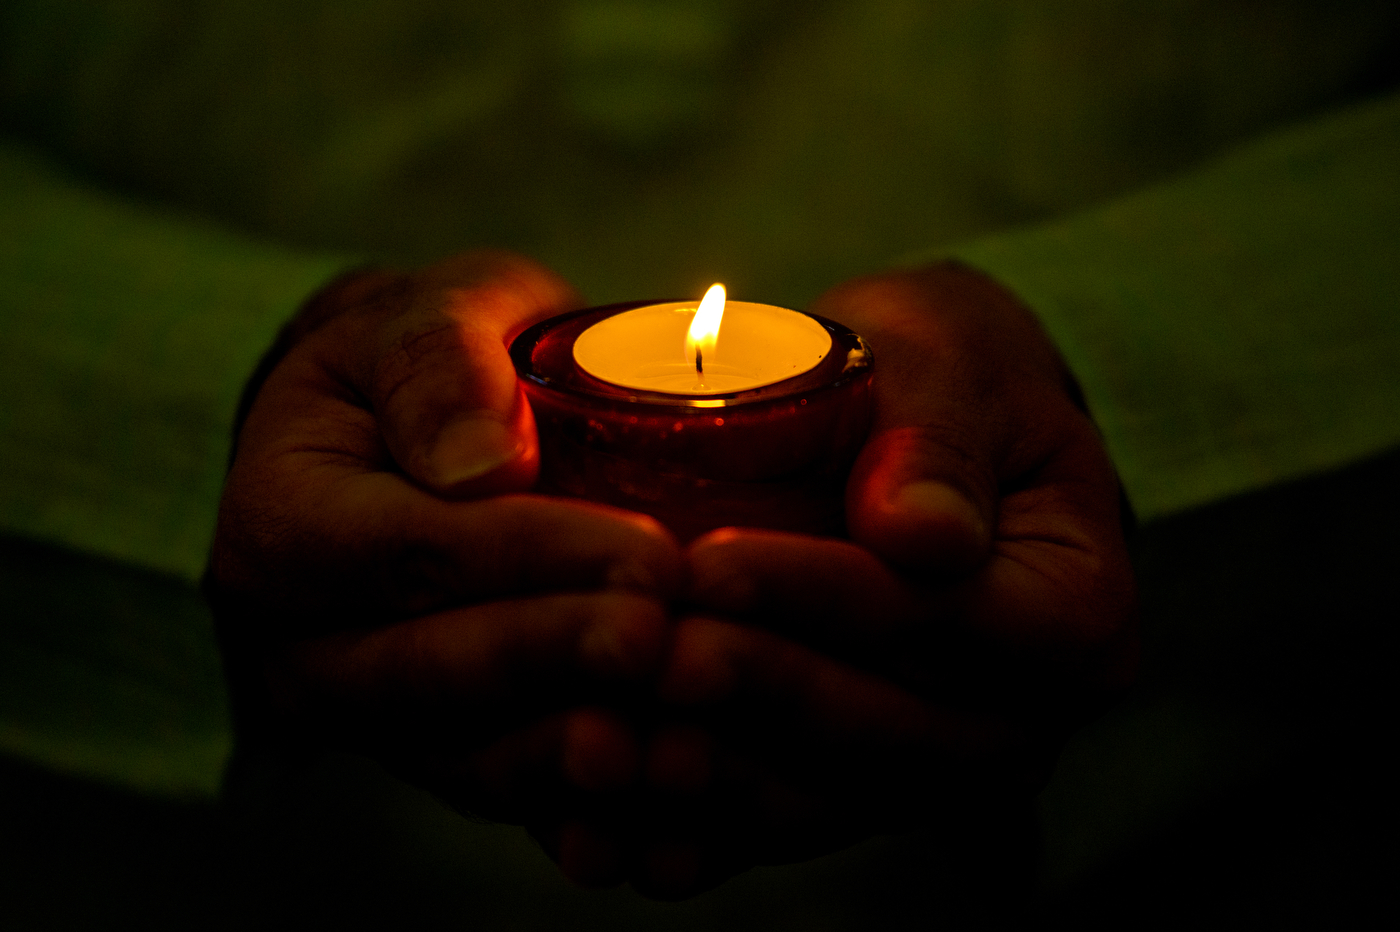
[685,283,726,374]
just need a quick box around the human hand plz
[206,251,686,826]
[594,262,1138,895]
[818,259,1136,717]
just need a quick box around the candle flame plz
[685,283,726,373]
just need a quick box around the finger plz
[561,707,644,793]
[268,591,671,741]
[216,458,683,633]
[371,492,683,616]
[690,454,1133,677]
[419,706,642,827]
[347,250,582,498]
[658,617,1013,761]
[811,265,1073,573]
[846,427,997,575]
[639,732,862,870]
[687,496,1132,702]
[440,713,571,822]
[655,618,1028,846]
[687,527,923,644]
[951,438,1140,694]
[471,707,644,802]
[226,306,684,626]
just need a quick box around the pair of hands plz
[207,251,1136,898]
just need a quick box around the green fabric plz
[0,536,229,797]
[0,142,347,582]
[946,90,1400,522]
[0,140,340,795]
[0,141,341,795]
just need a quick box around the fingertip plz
[418,380,541,498]
[685,529,758,614]
[562,708,641,792]
[603,513,687,598]
[895,479,992,555]
[422,413,525,493]
[657,618,738,707]
[854,478,993,574]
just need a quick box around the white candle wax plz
[573,296,832,395]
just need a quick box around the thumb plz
[368,251,582,498]
[809,267,1024,575]
[846,424,996,575]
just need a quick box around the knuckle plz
[905,422,999,496]
[577,592,669,679]
[910,420,982,466]
[426,250,578,326]
[818,275,925,327]
[372,320,461,409]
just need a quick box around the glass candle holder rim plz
[510,299,873,410]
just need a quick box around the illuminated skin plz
[207,251,1136,899]
[210,252,685,829]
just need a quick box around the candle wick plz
[695,347,703,375]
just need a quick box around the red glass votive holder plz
[509,301,875,541]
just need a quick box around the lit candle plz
[510,286,874,540]
[572,284,833,395]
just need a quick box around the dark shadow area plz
[1041,444,1397,927]
[0,755,246,930]
[2,446,1396,928]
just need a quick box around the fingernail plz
[895,481,990,548]
[426,414,522,491]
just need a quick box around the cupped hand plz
[206,251,685,826]
[774,261,1136,703]
[602,262,1138,896]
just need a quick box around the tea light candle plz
[510,286,874,540]
[573,284,832,394]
